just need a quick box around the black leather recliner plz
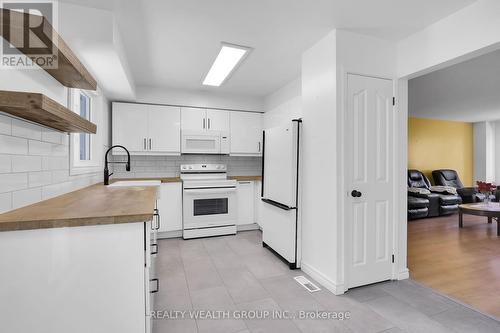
[432,169,481,204]
[408,196,429,220]
[408,170,461,217]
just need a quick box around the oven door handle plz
[183,188,237,195]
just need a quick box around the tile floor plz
[153,230,500,333]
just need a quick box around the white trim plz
[157,230,182,239]
[301,262,345,295]
[397,268,410,280]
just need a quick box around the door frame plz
[339,70,403,293]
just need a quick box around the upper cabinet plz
[181,107,229,132]
[112,103,180,155]
[230,112,263,156]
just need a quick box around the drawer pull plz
[151,243,158,255]
[150,278,159,293]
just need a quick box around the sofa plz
[408,170,462,218]
[432,169,482,203]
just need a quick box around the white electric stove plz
[181,164,237,239]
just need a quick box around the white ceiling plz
[61,0,477,97]
[409,48,500,123]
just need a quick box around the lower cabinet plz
[237,181,255,225]
[254,180,262,227]
[157,182,182,235]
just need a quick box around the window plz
[69,89,103,175]
[78,92,91,161]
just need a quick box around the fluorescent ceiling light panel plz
[203,43,250,86]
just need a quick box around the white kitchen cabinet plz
[113,102,181,155]
[230,112,263,156]
[157,182,183,234]
[181,107,229,132]
[237,181,255,225]
[181,107,207,130]
[148,105,181,153]
[113,102,149,153]
[206,109,230,131]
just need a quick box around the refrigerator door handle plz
[261,198,296,211]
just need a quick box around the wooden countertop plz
[229,176,262,181]
[112,176,261,182]
[0,184,157,232]
[111,177,181,183]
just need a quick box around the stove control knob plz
[188,166,193,170]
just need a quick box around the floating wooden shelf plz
[0,8,97,91]
[0,90,97,133]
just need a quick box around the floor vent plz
[294,276,321,293]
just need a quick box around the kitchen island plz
[0,184,158,333]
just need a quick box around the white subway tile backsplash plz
[0,173,28,193]
[42,156,69,170]
[51,144,68,157]
[0,134,28,155]
[42,128,67,144]
[28,171,52,187]
[28,140,52,156]
[0,192,12,213]
[0,114,11,135]
[11,119,42,140]
[52,170,70,183]
[0,155,11,173]
[11,155,42,172]
[12,187,42,209]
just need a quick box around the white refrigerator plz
[261,119,301,269]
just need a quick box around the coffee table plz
[459,203,500,236]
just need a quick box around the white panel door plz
[230,112,263,155]
[346,74,394,289]
[148,105,181,154]
[112,102,148,153]
[263,122,297,207]
[181,107,207,130]
[237,181,255,225]
[206,109,230,131]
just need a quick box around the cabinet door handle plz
[203,118,206,129]
[143,138,147,150]
[153,210,160,230]
[149,138,152,150]
[150,278,159,293]
[239,181,251,184]
[208,118,211,129]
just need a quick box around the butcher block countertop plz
[0,184,157,232]
[112,177,181,183]
[229,176,262,181]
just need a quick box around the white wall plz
[300,30,339,292]
[263,78,302,129]
[299,29,401,294]
[134,86,264,112]
[398,0,500,79]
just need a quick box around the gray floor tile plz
[155,287,192,311]
[342,283,391,303]
[180,239,211,264]
[156,262,189,293]
[189,286,247,333]
[380,280,458,316]
[236,298,301,333]
[184,258,224,291]
[313,290,395,333]
[366,296,454,333]
[226,236,263,256]
[378,328,406,333]
[260,274,315,303]
[241,253,289,279]
[431,306,500,333]
[218,267,270,304]
[153,318,198,333]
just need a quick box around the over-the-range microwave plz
[181,130,230,154]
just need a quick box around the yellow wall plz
[408,117,473,186]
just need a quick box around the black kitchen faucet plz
[104,145,131,185]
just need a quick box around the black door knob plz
[351,190,362,198]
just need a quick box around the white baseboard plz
[301,262,345,295]
[157,230,182,239]
[237,223,260,231]
[397,268,410,280]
